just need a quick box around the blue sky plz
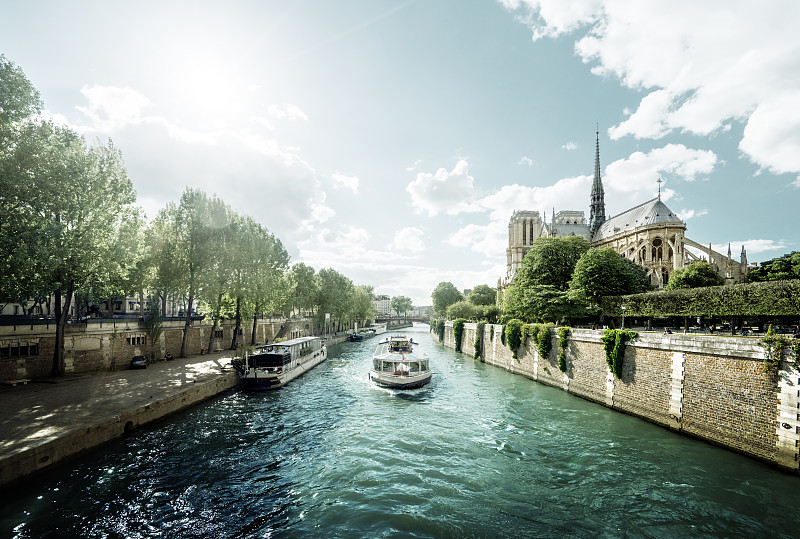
[2,0,798,305]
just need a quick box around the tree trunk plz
[180,294,193,358]
[51,281,74,377]
[207,293,223,352]
[161,293,168,318]
[230,296,242,350]
[251,312,259,345]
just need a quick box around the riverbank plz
[437,322,800,474]
[0,351,239,486]
[0,332,349,487]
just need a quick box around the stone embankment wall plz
[0,317,316,381]
[440,322,800,473]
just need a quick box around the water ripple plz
[3,326,800,538]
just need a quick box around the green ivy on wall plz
[760,324,800,374]
[506,319,524,359]
[601,329,637,378]
[474,321,486,360]
[557,326,571,372]
[431,319,445,342]
[453,318,467,353]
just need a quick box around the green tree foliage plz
[467,284,496,306]
[570,248,650,304]
[351,285,378,325]
[748,251,800,282]
[171,188,229,357]
[664,261,724,290]
[432,281,463,316]
[517,236,590,290]
[390,295,413,316]
[142,302,163,360]
[446,300,479,320]
[503,284,589,323]
[287,263,318,316]
[0,54,42,127]
[147,206,184,317]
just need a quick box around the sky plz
[2,0,799,306]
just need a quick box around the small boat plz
[233,336,327,390]
[348,332,365,342]
[370,335,431,389]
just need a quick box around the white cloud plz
[405,159,422,172]
[720,239,788,257]
[603,144,717,209]
[394,227,425,252]
[739,92,800,177]
[561,141,577,150]
[75,85,152,132]
[405,160,482,216]
[331,172,360,194]
[518,156,534,166]
[317,226,370,247]
[676,208,708,221]
[501,1,800,178]
[267,104,308,122]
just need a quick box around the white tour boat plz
[234,336,327,390]
[370,335,431,389]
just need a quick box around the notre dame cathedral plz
[502,131,748,289]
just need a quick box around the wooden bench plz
[4,378,30,386]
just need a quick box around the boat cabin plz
[247,336,322,373]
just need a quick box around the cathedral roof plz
[593,197,684,241]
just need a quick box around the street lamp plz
[621,303,626,330]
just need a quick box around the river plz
[2,324,799,538]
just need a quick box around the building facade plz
[503,131,748,288]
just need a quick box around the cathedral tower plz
[589,128,606,237]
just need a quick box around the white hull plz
[370,369,431,389]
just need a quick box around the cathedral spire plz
[589,127,606,236]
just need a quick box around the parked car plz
[130,355,148,369]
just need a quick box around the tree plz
[503,284,588,323]
[244,219,289,346]
[390,295,413,316]
[147,206,184,317]
[351,285,378,326]
[747,251,800,282]
[1,120,137,375]
[467,285,496,306]
[171,188,228,357]
[446,300,479,320]
[316,268,354,332]
[432,282,463,316]
[0,55,42,128]
[664,262,725,290]
[516,236,590,290]
[141,302,163,360]
[287,263,318,317]
[570,248,650,304]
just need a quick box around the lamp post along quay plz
[621,303,626,330]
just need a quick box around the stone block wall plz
[0,317,314,380]
[437,322,799,473]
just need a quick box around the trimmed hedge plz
[600,280,800,317]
